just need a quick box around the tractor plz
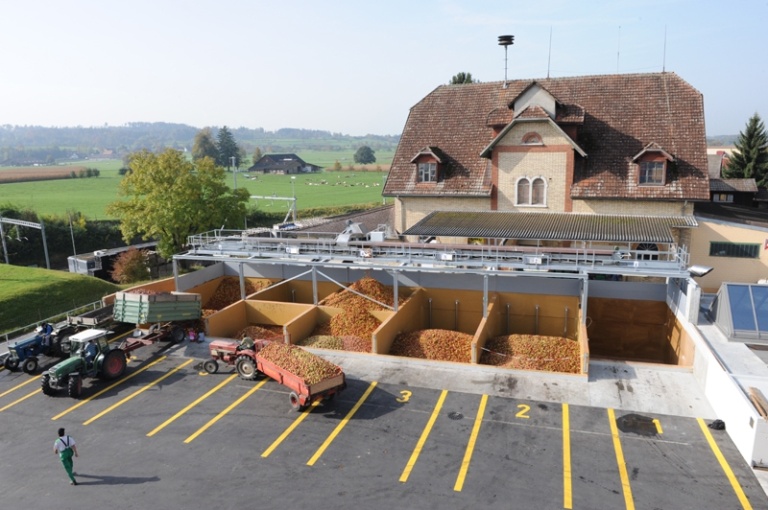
[3,323,70,373]
[41,329,127,399]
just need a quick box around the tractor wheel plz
[59,339,71,356]
[4,357,19,371]
[22,357,38,374]
[236,356,258,381]
[203,360,219,374]
[101,350,127,380]
[288,392,306,412]
[41,373,56,396]
[67,374,82,399]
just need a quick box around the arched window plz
[531,177,545,205]
[516,176,547,206]
[522,132,543,144]
[516,178,530,205]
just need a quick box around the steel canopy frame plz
[0,215,50,269]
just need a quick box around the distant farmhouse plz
[247,153,321,174]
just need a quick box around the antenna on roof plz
[616,26,621,73]
[498,34,514,88]
[662,24,667,72]
[547,27,552,78]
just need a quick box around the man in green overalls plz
[53,427,79,485]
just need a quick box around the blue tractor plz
[3,323,70,374]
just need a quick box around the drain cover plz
[448,411,464,420]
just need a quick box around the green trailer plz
[112,291,201,324]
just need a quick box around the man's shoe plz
[71,481,78,486]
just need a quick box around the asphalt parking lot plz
[1,339,767,510]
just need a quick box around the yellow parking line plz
[400,389,448,483]
[0,388,41,412]
[307,381,377,466]
[563,403,572,509]
[608,408,635,510]
[83,358,193,425]
[261,400,321,458]
[697,418,754,510]
[52,356,167,421]
[184,378,268,443]
[453,393,488,492]
[147,373,238,437]
[0,375,39,399]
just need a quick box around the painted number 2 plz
[516,404,530,419]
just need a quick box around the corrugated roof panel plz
[403,211,697,244]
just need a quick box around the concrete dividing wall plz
[252,280,339,305]
[587,298,669,362]
[664,307,696,366]
[372,288,483,354]
[206,299,311,341]
[494,292,579,339]
[287,306,342,346]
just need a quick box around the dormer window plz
[632,142,674,187]
[411,146,445,184]
[418,162,437,182]
[639,161,665,185]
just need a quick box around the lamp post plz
[231,156,238,190]
[290,176,296,223]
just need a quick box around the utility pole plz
[231,156,237,190]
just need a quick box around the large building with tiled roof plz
[383,72,710,241]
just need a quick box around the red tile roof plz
[384,73,710,201]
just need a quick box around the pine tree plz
[723,113,768,187]
[215,126,241,169]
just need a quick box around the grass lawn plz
[0,263,121,334]
[0,155,392,219]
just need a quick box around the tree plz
[354,145,376,164]
[107,148,251,259]
[192,127,219,161]
[216,126,241,169]
[110,248,150,284]
[252,146,263,164]
[450,72,476,85]
[723,113,768,187]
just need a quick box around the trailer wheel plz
[170,326,185,344]
[3,357,19,371]
[236,356,258,380]
[59,339,71,355]
[203,360,219,374]
[288,392,305,412]
[67,374,82,399]
[101,350,127,380]
[41,373,55,396]
[22,357,38,374]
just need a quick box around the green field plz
[0,150,393,219]
[0,263,121,334]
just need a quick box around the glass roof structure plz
[710,283,768,343]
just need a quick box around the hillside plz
[0,123,400,166]
[0,264,121,334]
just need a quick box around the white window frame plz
[418,162,437,182]
[515,176,547,207]
[639,161,665,185]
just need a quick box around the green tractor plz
[41,328,127,399]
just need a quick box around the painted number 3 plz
[396,390,412,403]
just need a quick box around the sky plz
[1,0,766,137]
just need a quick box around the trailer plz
[205,339,346,411]
[42,291,202,399]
